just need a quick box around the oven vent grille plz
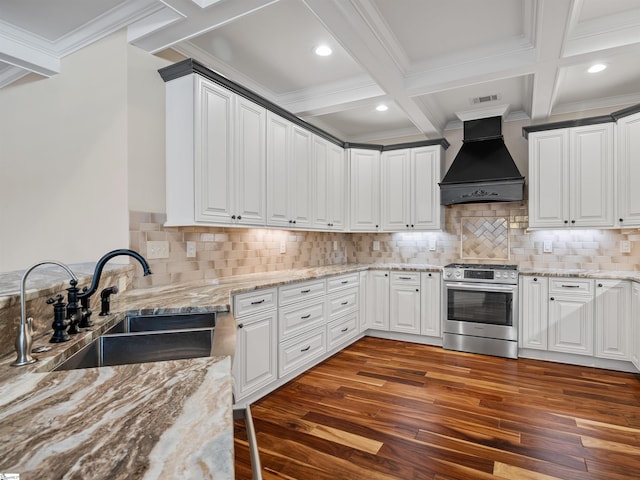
[471,94,500,104]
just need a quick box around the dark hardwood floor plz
[234,337,640,479]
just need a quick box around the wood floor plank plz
[234,338,640,479]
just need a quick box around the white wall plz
[0,31,171,272]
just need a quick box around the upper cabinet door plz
[290,126,313,227]
[570,124,614,228]
[617,112,640,227]
[381,149,410,230]
[349,149,381,231]
[411,146,442,230]
[234,96,267,226]
[312,137,346,230]
[195,78,236,224]
[528,129,570,228]
[328,143,346,230]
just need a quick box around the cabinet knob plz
[416,289,419,292]
[411,224,414,228]
[598,283,603,287]
[385,273,388,277]
[238,323,244,329]
[406,224,409,228]
[620,218,624,223]
[375,224,379,228]
[237,215,242,220]
[533,277,538,281]
[564,220,568,224]
[550,297,555,301]
[428,273,432,277]
[571,220,575,224]
[231,215,236,220]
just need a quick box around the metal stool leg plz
[233,404,262,480]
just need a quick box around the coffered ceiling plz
[2,0,640,143]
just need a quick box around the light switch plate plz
[543,240,553,253]
[280,240,286,254]
[620,240,631,253]
[333,240,338,251]
[147,240,169,259]
[186,241,196,258]
[373,240,380,251]
[428,238,437,251]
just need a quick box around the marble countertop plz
[519,268,640,281]
[0,356,233,479]
[2,260,639,478]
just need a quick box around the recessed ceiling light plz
[588,63,607,73]
[376,104,388,112]
[315,45,332,56]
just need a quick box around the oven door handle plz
[444,282,517,293]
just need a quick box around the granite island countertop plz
[4,260,638,479]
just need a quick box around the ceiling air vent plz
[471,94,500,105]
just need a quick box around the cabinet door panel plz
[528,130,569,228]
[234,311,277,398]
[549,295,593,356]
[350,149,381,231]
[412,147,441,230]
[312,137,330,228]
[570,125,614,227]
[519,276,548,350]
[390,285,421,334]
[381,150,410,230]
[328,144,346,229]
[367,271,389,330]
[196,80,234,223]
[595,280,630,360]
[421,272,441,337]
[632,283,640,370]
[266,113,291,226]
[291,126,313,226]
[618,113,640,226]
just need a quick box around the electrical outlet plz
[428,238,437,251]
[280,240,286,254]
[333,240,338,251]
[373,240,380,251]
[543,240,553,253]
[147,240,169,259]
[186,241,196,258]
[620,240,631,253]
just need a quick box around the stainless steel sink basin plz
[54,312,216,371]
[109,312,216,333]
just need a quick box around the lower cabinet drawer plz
[279,299,326,341]
[327,312,359,350]
[279,327,326,377]
[327,288,358,321]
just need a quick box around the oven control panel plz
[443,264,518,285]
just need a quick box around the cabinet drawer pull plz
[341,327,349,332]
[341,301,349,305]
[301,289,311,293]
[561,284,580,288]
[301,314,311,319]
[250,299,265,305]
[300,345,311,352]
[399,276,412,280]
[341,280,349,284]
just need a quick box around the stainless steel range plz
[442,263,518,359]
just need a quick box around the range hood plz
[439,116,524,205]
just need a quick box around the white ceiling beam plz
[528,0,574,121]
[0,21,60,77]
[130,0,280,53]
[303,0,441,138]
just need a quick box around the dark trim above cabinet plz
[522,103,640,139]
[159,58,449,151]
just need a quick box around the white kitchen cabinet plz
[594,279,631,361]
[367,270,389,330]
[420,272,441,337]
[389,272,421,334]
[631,282,640,370]
[233,289,278,400]
[548,278,594,356]
[616,111,640,227]
[313,136,346,230]
[528,123,614,228]
[165,74,266,226]
[266,112,313,228]
[381,146,443,231]
[349,148,381,231]
[359,271,369,332]
[519,276,549,350]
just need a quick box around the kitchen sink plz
[109,311,216,333]
[54,312,216,371]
